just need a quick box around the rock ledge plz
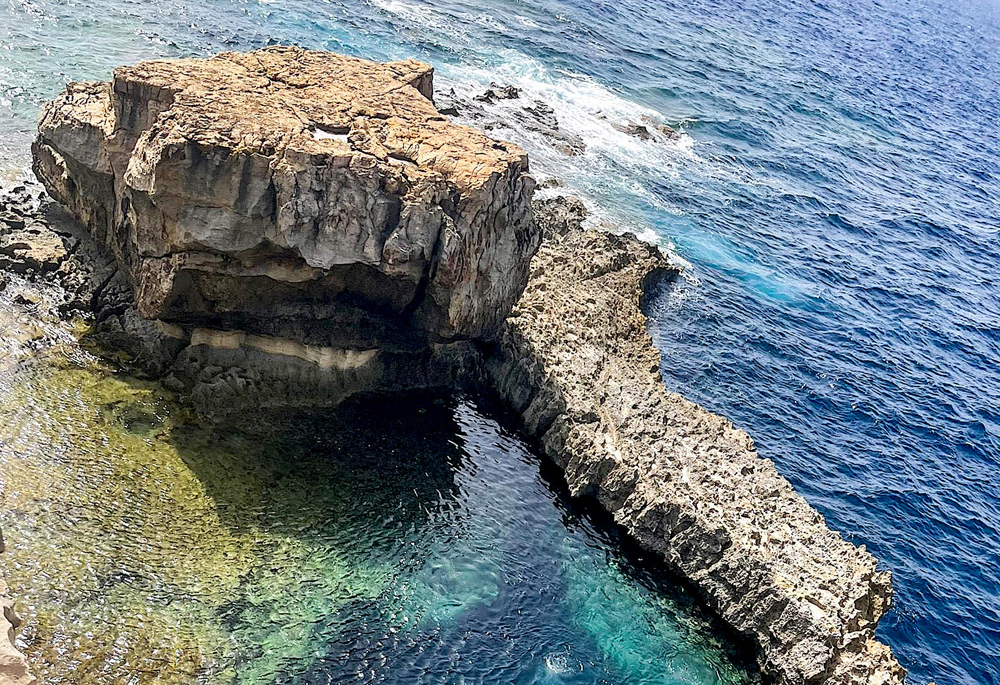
[485,214,907,685]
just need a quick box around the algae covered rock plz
[33,47,538,343]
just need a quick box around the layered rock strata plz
[32,47,537,344]
[0,182,485,416]
[484,215,907,685]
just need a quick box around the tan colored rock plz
[486,220,907,685]
[33,47,537,342]
[0,579,33,685]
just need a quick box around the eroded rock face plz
[531,194,588,239]
[32,47,537,343]
[2,176,910,684]
[485,216,907,685]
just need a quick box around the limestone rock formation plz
[0,563,33,684]
[21,53,913,681]
[2,171,911,684]
[32,47,537,344]
[531,194,588,239]
[485,213,907,685]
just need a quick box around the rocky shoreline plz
[0,47,908,685]
[485,213,906,685]
[1,177,906,685]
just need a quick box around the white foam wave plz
[370,0,464,37]
[437,51,703,264]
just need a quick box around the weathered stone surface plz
[0,581,33,685]
[33,47,538,343]
[437,87,587,156]
[532,194,588,239]
[1,179,490,406]
[484,216,907,685]
[473,82,522,103]
[0,540,32,685]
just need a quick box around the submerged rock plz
[515,100,586,156]
[32,47,538,343]
[0,579,33,685]
[605,116,680,143]
[612,121,654,140]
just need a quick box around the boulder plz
[474,82,522,103]
[32,47,538,344]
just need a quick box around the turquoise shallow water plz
[0,310,757,684]
[2,1,1000,684]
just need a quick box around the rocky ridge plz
[486,205,907,685]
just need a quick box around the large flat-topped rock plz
[32,47,537,342]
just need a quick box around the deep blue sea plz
[1,1,999,684]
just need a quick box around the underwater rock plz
[515,101,587,156]
[640,114,681,140]
[32,47,538,342]
[484,220,907,685]
[606,116,680,143]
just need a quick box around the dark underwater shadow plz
[105,382,762,685]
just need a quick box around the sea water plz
[1,1,999,684]
[0,283,756,683]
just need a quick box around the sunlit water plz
[2,1,999,684]
[0,277,757,684]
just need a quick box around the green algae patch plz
[0,356,391,684]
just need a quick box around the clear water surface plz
[0,289,756,684]
[1,1,999,684]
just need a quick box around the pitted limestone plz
[485,218,907,685]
